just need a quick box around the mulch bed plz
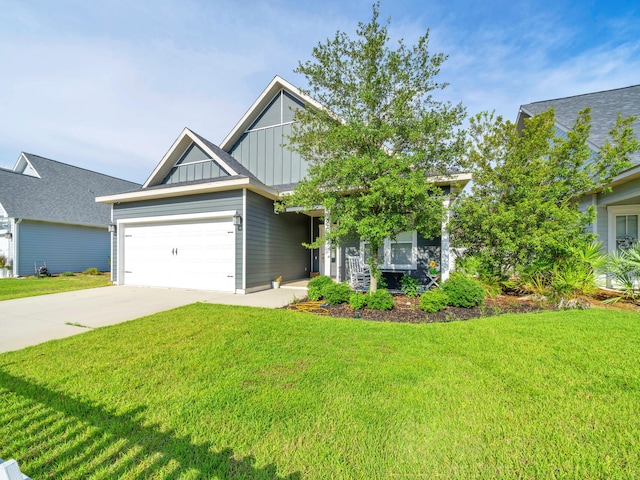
[290,294,558,323]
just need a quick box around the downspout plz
[13,218,22,277]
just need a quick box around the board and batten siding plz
[18,220,109,276]
[229,124,307,187]
[245,190,309,289]
[111,190,243,288]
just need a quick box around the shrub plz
[61,272,75,277]
[419,289,449,313]
[366,289,394,310]
[323,282,352,305]
[400,274,421,298]
[349,291,368,309]
[442,275,485,308]
[307,275,334,301]
[82,267,101,275]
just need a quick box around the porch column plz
[441,198,451,282]
[324,211,332,279]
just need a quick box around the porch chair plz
[346,255,370,291]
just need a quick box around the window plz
[608,205,640,253]
[361,231,418,270]
[616,214,638,250]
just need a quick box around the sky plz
[1,0,639,184]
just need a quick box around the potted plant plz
[272,276,282,289]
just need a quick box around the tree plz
[449,108,639,281]
[280,2,466,290]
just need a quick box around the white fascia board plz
[96,177,278,204]
[432,172,472,187]
[219,75,325,151]
[143,128,193,188]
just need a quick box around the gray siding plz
[162,143,230,185]
[245,190,309,288]
[112,191,243,288]
[598,178,640,206]
[18,220,109,276]
[229,124,308,187]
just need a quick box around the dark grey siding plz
[112,191,243,288]
[339,233,441,289]
[18,220,109,276]
[245,190,309,288]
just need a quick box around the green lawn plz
[0,274,112,301]
[0,305,639,479]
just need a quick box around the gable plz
[249,90,305,131]
[162,142,230,185]
[143,128,257,189]
[227,88,308,188]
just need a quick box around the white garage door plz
[122,218,235,292]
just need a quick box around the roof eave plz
[97,177,279,204]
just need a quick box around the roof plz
[0,153,140,227]
[142,127,258,188]
[519,85,640,157]
[219,75,325,152]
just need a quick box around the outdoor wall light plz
[3,232,11,239]
[233,212,242,228]
[108,223,117,233]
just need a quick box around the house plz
[0,153,140,277]
[517,84,640,255]
[96,76,470,293]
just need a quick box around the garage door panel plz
[122,218,235,292]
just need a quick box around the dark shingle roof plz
[520,85,640,153]
[0,153,140,227]
[189,130,258,180]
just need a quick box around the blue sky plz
[1,0,638,183]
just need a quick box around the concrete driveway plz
[0,285,305,354]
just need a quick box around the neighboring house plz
[97,76,470,293]
[517,84,640,255]
[0,153,140,277]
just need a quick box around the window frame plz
[360,231,418,270]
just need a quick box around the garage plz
[121,217,235,292]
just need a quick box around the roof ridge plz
[22,152,140,185]
[525,84,640,106]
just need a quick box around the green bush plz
[61,272,75,277]
[82,267,101,275]
[323,282,352,305]
[349,291,368,309]
[307,275,334,301]
[366,289,394,310]
[400,274,421,298]
[419,289,449,313]
[442,275,485,308]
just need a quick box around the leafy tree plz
[280,2,466,290]
[450,108,639,282]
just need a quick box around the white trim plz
[323,215,331,277]
[97,177,278,204]
[360,231,419,271]
[13,153,41,178]
[441,197,451,282]
[172,157,215,168]
[607,205,640,254]
[592,194,598,236]
[117,211,237,226]
[242,188,247,291]
[245,121,295,134]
